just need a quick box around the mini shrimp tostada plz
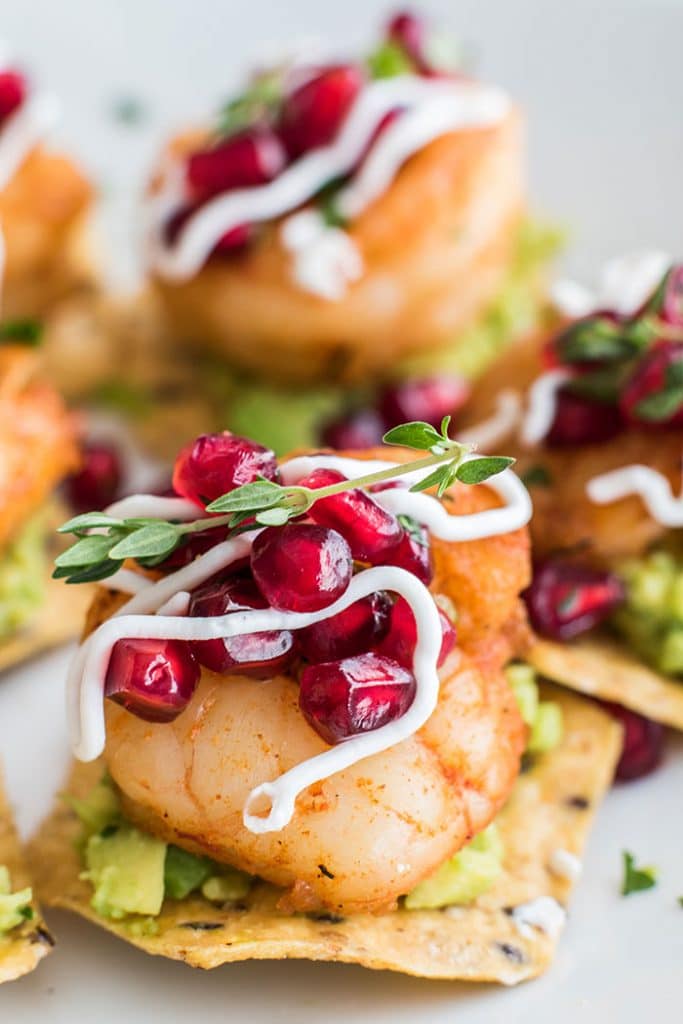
[132,11,556,455]
[460,251,683,755]
[32,424,619,981]
[0,52,93,319]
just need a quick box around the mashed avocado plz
[507,662,564,754]
[404,824,504,910]
[611,548,683,677]
[71,778,251,922]
[0,866,33,935]
[0,515,47,640]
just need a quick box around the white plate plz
[1,0,683,1018]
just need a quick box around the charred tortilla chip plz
[29,687,619,983]
[530,638,683,731]
[0,770,54,982]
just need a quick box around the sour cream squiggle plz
[518,369,574,448]
[146,76,509,283]
[586,463,683,527]
[68,453,530,833]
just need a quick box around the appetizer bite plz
[0,341,91,670]
[0,51,93,318]
[0,767,53,982]
[32,424,619,981]
[138,11,554,453]
[461,251,683,750]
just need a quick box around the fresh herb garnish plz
[634,360,683,422]
[54,419,514,585]
[0,319,42,346]
[111,95,147,126]
[521,464,553,488]
[621,850,657,896]
[216,71,283,138]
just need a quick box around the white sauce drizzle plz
[511,897,566,940]
[519,369,574,448]
[456,390,522,450]
[105,494,201,522]
[68,453,531,834]
[280,208,363,299]
[586,462,683,527]
[145,76,509,285]
[548,848,582,882]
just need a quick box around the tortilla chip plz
[29,686,619,983]
[530,638,683,731]
[0,569,93,674]
[0,770,54,983]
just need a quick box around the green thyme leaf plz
[455,456,515,485]
[255,506,292,526]
[216,71,283,137]
[0,319,42,346]
[55,534,119,569]
[383,421,443,451]
[634,360,683,422]
[57,512,123,535]
[641,266,673,316]
[59,559,124,585]
[521,464,553,488]
[206,479,285,514]
[397,514,427,545]
[439,415,452,440]
[567,367,625,404]
[409,464,454,495]
[621,851,657,896]
[108,523,181,561]
[556,317,644,364]
[319,189,348,229]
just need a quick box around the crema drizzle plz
[587,462,683,527]
[67,453,531,834]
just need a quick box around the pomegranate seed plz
[379,375,470,431]
[298,591,391,662]
[156,527,234,571]
[354,107,404,169]
[601,702,665,781]
[187,127,287,202]
[619,341,683,428]
[278,64,364,158]
[172,432,278,509]
[299,652,416,744]
[524,560,626,641]
[661,265,683,326]
[377,597,456,668]
[251,523,352,612]
[165,205,253,255]
[66,442,123,513]
[298,468,402,562]
[0,70,26,122]
[105,638,199,723]
[387,11,426,65]
[189,574,295,677]
[380,521,433,586]
[320,407,385,450]
[546,387,623,446]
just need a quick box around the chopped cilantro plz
[621,850,657,896]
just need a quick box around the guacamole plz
[612,548,683,677]
[0,866,33,935]
[0,515,47,641]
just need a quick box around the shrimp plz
[461,332,682,562]
[90,467,529,915]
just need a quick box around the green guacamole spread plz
[0,866,33,935]
[0,515,48,641]
[611,547,683,677]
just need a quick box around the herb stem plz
[302,446,469,500]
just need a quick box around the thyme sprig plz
[54,419,514,585]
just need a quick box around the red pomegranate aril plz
[172,432,278,508]
[619,341,683,428]
[377,597,456,669]
[524,561,626,641]
[379,375,470,431]
[387,11,426,65]
[381,521,434,586]
[299,468,402,563]
[299,652,416,744]
[600,702,665,781]
[278,64,365,158]
[0,70,26,122]
[320,407,385,450]
[546,387,624,447]
[661,265,683,326]
[157,527,242,571]
[105,638,200,723]
[189,575,295,677]
[187,128,287,202]
[213,223,253,254]
[66,442,123,513]
[251,523,352,612]
[298,591,391,663]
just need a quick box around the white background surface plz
[1,0,683,1019]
